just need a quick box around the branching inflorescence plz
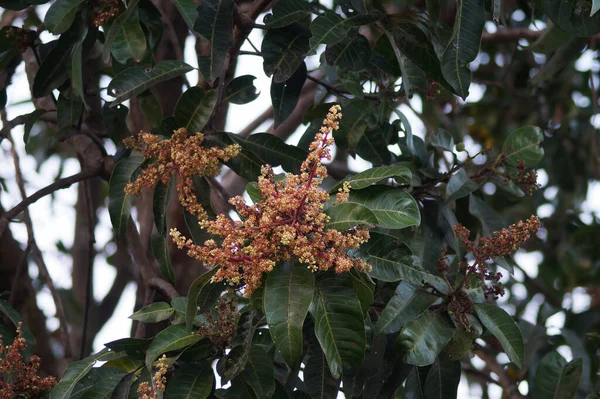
[124,128,240,221]
[170,105,371,295]
[0,323,56,399]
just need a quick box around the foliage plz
[0,0,599,398]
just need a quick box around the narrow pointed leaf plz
[231,133,307,173]
[264,259,314,366]
[262,23,310,83]
[310,272,366,378]
[153,179,174,235]
[325,202,378,230]
[263,0,312,28]
[194,0,234,84]
[474,303,524,368]
[50,349,122,399]
[129,302,174,323]
[110,8,148,64]
[534,352,583,399]
[243,346,276,399]
[68,366,127,398]
[304,345,340,399]
[356,232,449,293]
[331,165,412,192]
[224,75,260,104]
[502,126,544,167]
[271,62,307,127]
[44,0,85,34]
[32,30,77,98]
[309,12,352,52]
[165,363,214,399]
[102,0,142,63]
[108,155,145,241]
[396,311,455,366]
[545,0,600,36]
[445,169,478,202]
[107,61,194,105]
[423,357,461,399]
[346,186,421,229]
[186,267,226,330]
[0,299,36,358]
[440,0,485,99]
[170,0,199,31]
[374,282,438,336]
[174,87,217,134]
[145,325,201,369]
[333,99,376,148]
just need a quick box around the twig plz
[6,129,73,359]
[148,278,180,301]
[9,242,31,306]
[306,75,352,99]
[79,178,95,359]
[238,50,262,56]
[473,346,523,399]
[239,107,273,138]
[0,168,101,236]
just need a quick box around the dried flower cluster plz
[91,0,122,26]
[513,160,540,195]
[124,128,241,220]
[137,355,168,399]
[453,215,540,298]
[0,323,56,399]
[198,294,239,348]
[170,105,371,295]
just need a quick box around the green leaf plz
[225,75,260,104]
[309,12,352,52]
[151,227,176,283]
[108,154,145,241]
[107,60,194,105]
[346,186,421,229]
[545,0,600,36]
[129,302,174,323]
[262,23,311,83]
[423,357,461,399]
[0,299,36,358]
[69,366,127,399]
[186,267,226,330]
[348,272,373,319]
[232,133,307,173]
[22,109,46,150]
[174,87,217,134]
[57,94,83,135]
[153,179,174,235]
[263,0,312,28]
[534,352,583,399]
[219,311,262,383]
[70,25,90,108]
[105,337,152,359]
[474,303,524,368]
[170,0,199,31]
[110,372,137,398]
[194,0,234,84]
[386,19,450,94]
[468,194,505,236]
[145,325,201,369]
[333,99,376,148]
[325,202,378,230]
[310,272,366,378]
[355,125,394,166]
[205,132,264,181]
[304,345,340,399]
[529,24,571,54]
[325,34,371,71]
[374,282,438,336]
[110,8,148,64]
[357,232,449,293]
[331,165,412,192]
[165,363,214,399]
[102,0,141,63]
[263,259,314,366]
[32,30,77,98]
[44,0,85,34]
[440,0,485,99]
[396,311,455,366]
[429,129,455,152]
[502,126,544,167]
[0,0,47,11]
[445,169,478,202]
[50,349,122,399]
[243,346,276,398]
[271,62,307,128]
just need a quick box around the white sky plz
[0,7,596,398]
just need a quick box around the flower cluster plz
[170,105,371,295]
[124,128,241,220]
[453,215,540,298]
[91,0,122,27]
[0,323,56,399]
[197,293,239,348]
[137,355,168,399]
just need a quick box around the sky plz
[0,5,597,398]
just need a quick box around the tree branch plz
[0,167,101,236]
[473,346,523,399]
